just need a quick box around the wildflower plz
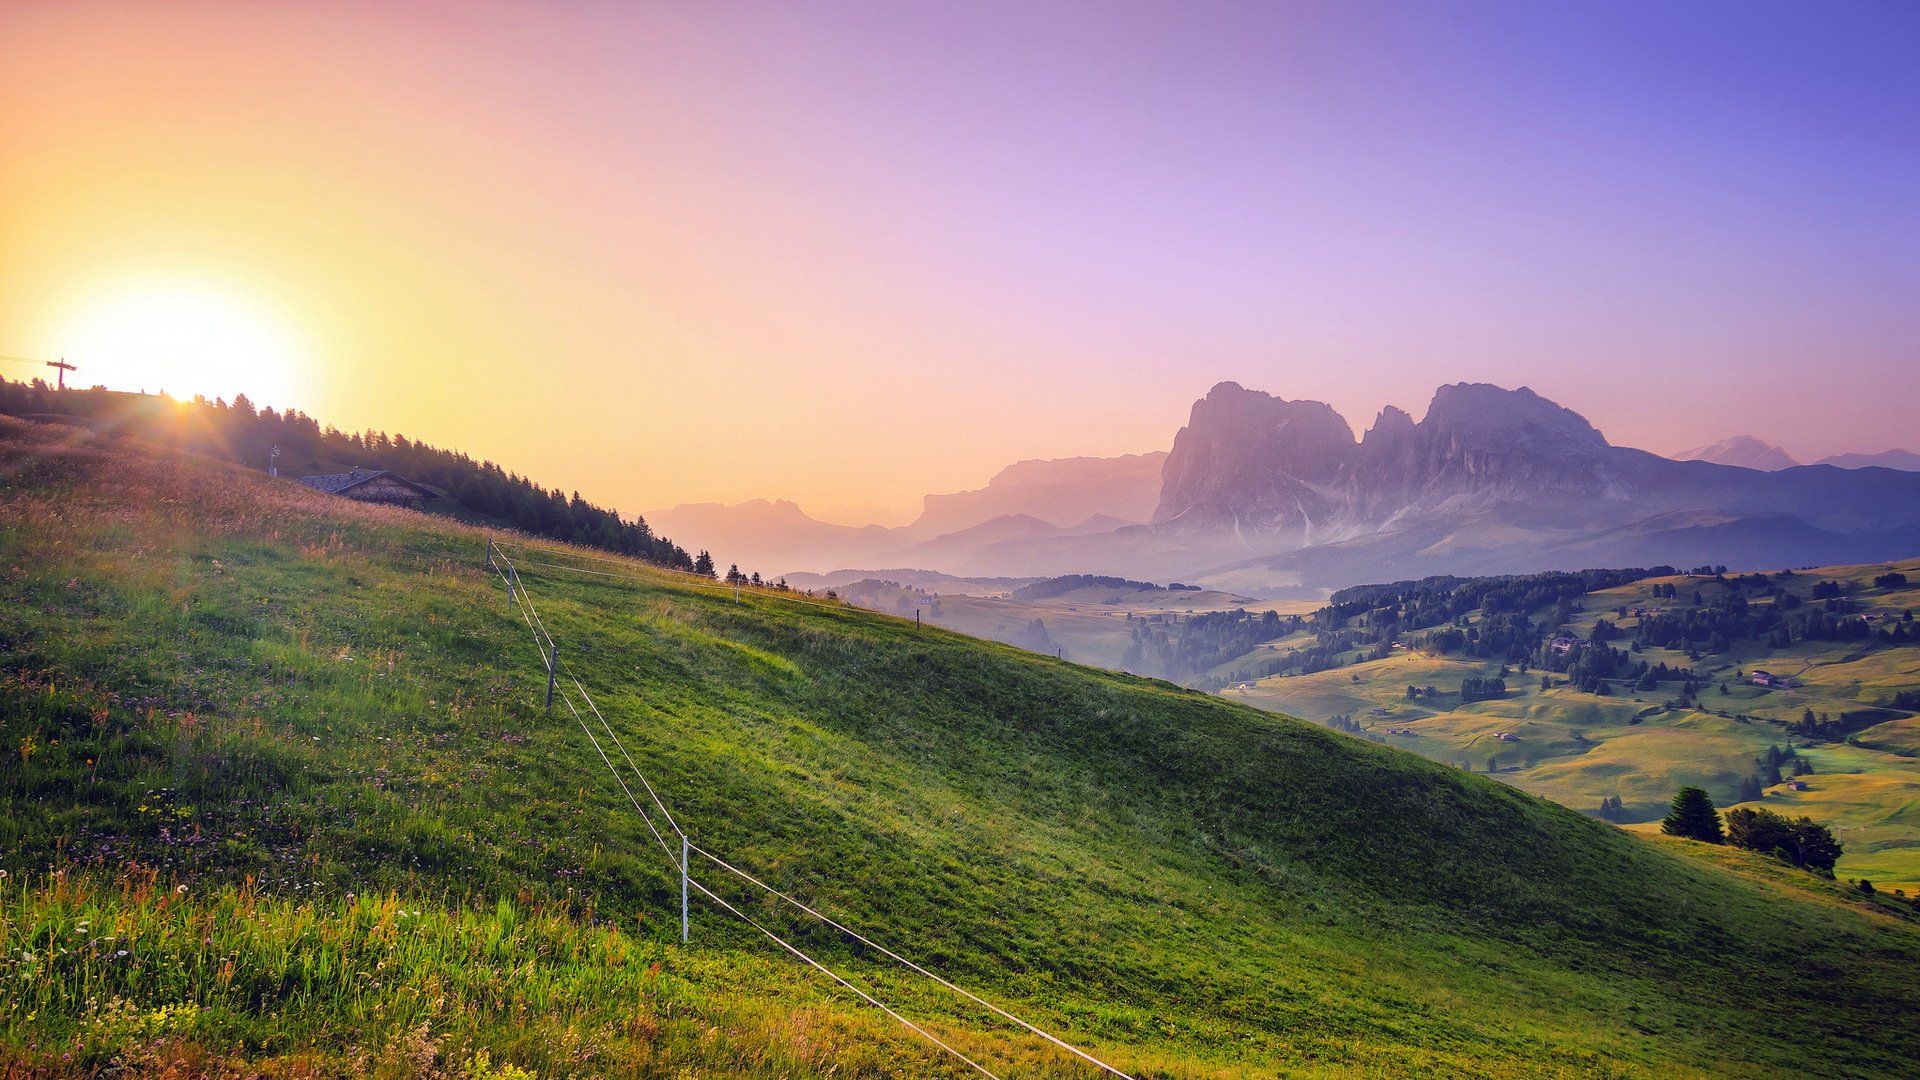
[176,884,189,894]
[114,950,129,959]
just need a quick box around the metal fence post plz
[681,834,690,944]
[546,644,558,714]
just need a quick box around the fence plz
[483,537,1133,1080]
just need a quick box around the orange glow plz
[2,2,1913,524]
[53,280,312,408]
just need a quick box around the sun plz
[56,281,312,410]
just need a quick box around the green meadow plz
[5,416,1920,1077]
[1227,565,1920,892]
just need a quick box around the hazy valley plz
[651,382,1920,598]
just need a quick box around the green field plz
[1225,566,1920,892]
[6,415,1920,1077]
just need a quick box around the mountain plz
[651,453,1167,576]
[1131,382,1920,592]
[1674,435,1800,470]
[779,567,1040,594]
[1816,448,1920,471]
[6,413,1920,1076]
[903,452,1165,538]
[643,498,899,576]
[659,386,1920,592]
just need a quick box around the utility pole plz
[268,445,280,477]
[45,359,76,391]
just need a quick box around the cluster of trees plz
[720,564,790,590]
[1012,574,1157,601]
[1790,706,1903,744]
[1156,567,1690,689]
[1596,795,1629,822]
[1126,608,1298,683]
[1725,808,1843,873]
[1734,744,1810,801]
[1325,568,1669,664]
[1458,676,1508,703]
[1661,787,1841,874]
[1632,571,1917,654]
[0,380,694,569]
[1011,618,1060,656]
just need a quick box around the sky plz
[3,0,1915,525]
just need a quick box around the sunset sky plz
[3,1,1915,525]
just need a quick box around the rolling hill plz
[5,414,1920,1078]
[1209,563,1920,890]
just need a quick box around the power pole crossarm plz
[46,359,76,391]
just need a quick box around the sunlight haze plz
[3,0,1914,522]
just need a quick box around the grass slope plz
[4,416,1920,1078]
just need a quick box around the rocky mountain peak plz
[1154,384,1357,527]
[1361,405,1417,444]
[1675,436,1799,471]
[1421,383,1609,452]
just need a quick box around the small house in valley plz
[297,469,436,509]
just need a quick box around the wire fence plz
[482,537,1134,1079]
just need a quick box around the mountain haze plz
[904,452,1166,538]
[1080,382,1920,591]
[648,452,1165,576]
[1815,448,1920,471]
[644,383,1917,593]
[641,498,899,575]
[1674,435,1799,471]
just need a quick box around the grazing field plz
[1224,564,1920,892]
[5,416,1920,1078]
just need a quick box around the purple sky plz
[5,1,1915,522]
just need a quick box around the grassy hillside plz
[1224,565,1920,891]
[5,416,1920,1078]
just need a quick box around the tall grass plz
[0,867,1094,1078]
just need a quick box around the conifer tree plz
[1661,786,1725,843]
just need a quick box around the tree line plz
[1661,786,1842,875]
[0,379,694,570]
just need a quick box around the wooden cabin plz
[296,469,436,509]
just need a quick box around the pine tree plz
[1661,786,1724,843]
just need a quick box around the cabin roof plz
[296,469,435,497]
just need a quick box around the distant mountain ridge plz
[905,452,1166,539]
[1816,448,1920,471]
[651,383,1920,591]
[1675,435,1799,471]
[648,452,1165,575]
[1131,382,1920,590]
[1667,437,1920,473]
